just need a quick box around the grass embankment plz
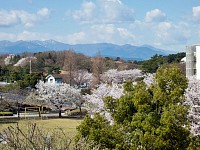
[0,118,82,136]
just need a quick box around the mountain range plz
[0,40,174,60]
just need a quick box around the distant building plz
[46,74,63,84]
[186,45,200,79]
[181,57,186,64]
[0,82,10,86]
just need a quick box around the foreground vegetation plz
[0,119,84,149]
[2,51,199,149]
[0,51,185,89]
[76,66,200,149]
[0,118,82,135]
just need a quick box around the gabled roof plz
[45,74,53,79]
[46,74,64,79]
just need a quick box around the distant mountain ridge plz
[0,40,174,60]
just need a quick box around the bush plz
[0,112,13,116]
[0,122,101,150]
[66,109,88,116]
[0,123,72,149]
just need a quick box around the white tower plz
[186,45,200,79]
[186,46,195,78]
[196,45,200,79]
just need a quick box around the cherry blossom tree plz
[185,76,200,136]
[84,65,200,139]
[35,81,84,117]
[77,66,194,150]
[73,69,93,87]
[83,69,153,123]
[4,54,15,65]
[84,82,123,122]
[102,69,143,84]
[14,57,37,67]
[143,73,155,86]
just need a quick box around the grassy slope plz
[0,118,82,136]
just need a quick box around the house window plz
[50,79,53,83]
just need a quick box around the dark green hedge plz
[0,112,13,116]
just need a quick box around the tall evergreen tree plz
[76,66,199,149]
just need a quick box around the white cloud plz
[37,8,50,17]
[17,31,51,41]
[71,0,134,24]
[0,31,51,41]
[107,0,122,4]
[192,6,200,22]
[157,22,171,31]
[154,22,191,49]
[117,28,135,40]
[65,24,137,45]
[0,32,16,41]
[66,32,86,44]
[193,6,200,17]
[0,10,20,27]
[129,19,193,51]
[72,1,96,22]
[0,8,51,28]
[145,9,166,23]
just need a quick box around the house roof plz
[181,57,186,62]
[46,74,64,79]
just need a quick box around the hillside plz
[0,40,174,60]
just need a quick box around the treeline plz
[0,50,138,89]
[138,52,186,73]
[0,50,185,89]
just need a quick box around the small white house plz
[46,74,63,84]
[181,57,186,64]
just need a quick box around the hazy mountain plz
[0,40,174,60]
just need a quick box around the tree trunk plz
[59,109,62,118]
[18,109,20,119]
[79,107,82,113]
[79,107,82,118]
[17,103,20,119]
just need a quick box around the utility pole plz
[29,60,32,74]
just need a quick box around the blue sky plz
[0,0,200,52]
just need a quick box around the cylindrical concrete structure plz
[186,46,195,77]
[196,46,200,79]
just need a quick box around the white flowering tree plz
[73,69,93,87]
[35,81,84,117]
[4,54,15,65]
[84,69,151,123]
[143,73,155,86]
[84,83,123,122]
[102,69,142,84]
[185,76,200,136]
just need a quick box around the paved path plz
[0,113,65,119]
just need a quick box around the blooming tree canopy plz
[185,76,200,136]
[102,69,142,84]
[35,81,84,117]
[84,82,123,122]
[77,66,196,150]
[143,73,155,86]
[73,69,93,86]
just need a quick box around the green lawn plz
[0,118,83,149]
[0,118,82,136]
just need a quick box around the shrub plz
[0,112,13,116]
[66,109,88,116]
